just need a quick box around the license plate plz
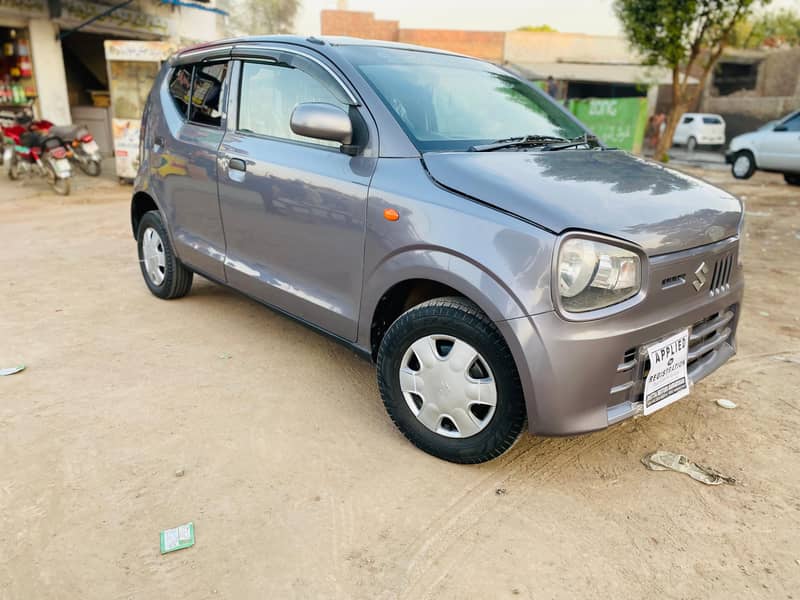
[643,329,690,415]
[54,158,71,174]
[82,140,99,154]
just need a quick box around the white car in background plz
[726,110,800,185]
[672,113,726,152]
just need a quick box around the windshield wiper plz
[540,134,601,151]
[469,135,570,152]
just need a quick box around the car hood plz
[422,149,742,255]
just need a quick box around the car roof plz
[174,35,471,62]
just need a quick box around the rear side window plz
[168,66,192,117]
[238,60,347,147]
[682,116,694,124]
[703,116,722,124]
[189,63,228,127]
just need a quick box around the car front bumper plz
[724,151,735,164]
[497,237,743,436]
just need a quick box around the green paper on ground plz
[160,522,195,554]
[0,365,25,376]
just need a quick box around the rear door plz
[152,60,229,280]
[217,49,377,340]
[757,112,800,172]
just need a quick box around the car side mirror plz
[773,125,788,132]
[290,102,356,154]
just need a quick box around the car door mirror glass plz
[290,102,353,146]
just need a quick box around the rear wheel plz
[731,151,755,179]
[376,297,526,463]
[136,210,193,299]
[784,174,800,186]
[686,136,698,152]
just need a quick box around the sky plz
[294,0,800,37]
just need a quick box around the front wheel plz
[731,151,755,179]
[8,155,20,180]
[784,174,800,186]
[51,177,71,196]
[376,297,526,463]
[136,210,193,299]
[79,158,101,176]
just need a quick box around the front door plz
[153,61,229,280]
[217,55,376,341]
[758,113,800,172]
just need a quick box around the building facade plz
[0,0,223,138]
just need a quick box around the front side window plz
[238,61,347,147]
[683,116,694,124]
[168,65,193,117]
[338,46,584,152]
[189,62,228,127]
[702,116,722,124]
[780,113,800,132]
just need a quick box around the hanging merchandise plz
[17,37,31,78]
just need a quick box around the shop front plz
[0,0,221,159]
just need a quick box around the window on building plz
[168,65,192,118]
[712,61,760,96]
[189,62,228,127]
[238,61,347,147]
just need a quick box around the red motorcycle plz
[2,116,72,195]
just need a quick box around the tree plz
[220,0,300,37]
[614,0,768,160]
[731,8,800,48]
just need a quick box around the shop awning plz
[159,0,228,16]
[507,61,698,86]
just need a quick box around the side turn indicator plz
[383,208,400,222]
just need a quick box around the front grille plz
[607,305,737,422]
[709,253,734,296]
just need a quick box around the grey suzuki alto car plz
[131,36,743,463]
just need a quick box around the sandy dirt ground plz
[1,167,799,599]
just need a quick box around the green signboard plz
[567,97,649,153]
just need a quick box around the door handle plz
[228,158,246,172]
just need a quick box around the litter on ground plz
[641,451,736,486]
[0,365,25,377]
[160,522,195,554]
[716,399,737,409]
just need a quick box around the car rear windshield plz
[703,116,723,124]
[338,46,585,152]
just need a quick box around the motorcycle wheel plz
[52,177,71,196]
[8,155,20,180]
[79,159,102,177]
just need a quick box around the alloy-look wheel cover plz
[399,334,497,438]
[142,227,166,286]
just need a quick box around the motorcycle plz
[33,120,102,177]
[4,121,72,195]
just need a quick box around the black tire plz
[376,297,526,464]
[8,155,20,180]
[136,210,193,299]
[687,136,697,152]
[731,150,756,180]
[784,174,800,186]
[79,159,101,177]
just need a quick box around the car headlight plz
[557,238,641,312]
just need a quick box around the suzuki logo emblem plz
[693,262,709,291]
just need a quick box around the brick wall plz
[320,10,504,62]
[398,29,505,62]
[320,10,399,41]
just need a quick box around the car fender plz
[357,247,533,346]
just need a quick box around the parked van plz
[672,113,726,151]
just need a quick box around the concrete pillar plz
[28,19,71,125]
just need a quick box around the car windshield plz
[338,46,585,152]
